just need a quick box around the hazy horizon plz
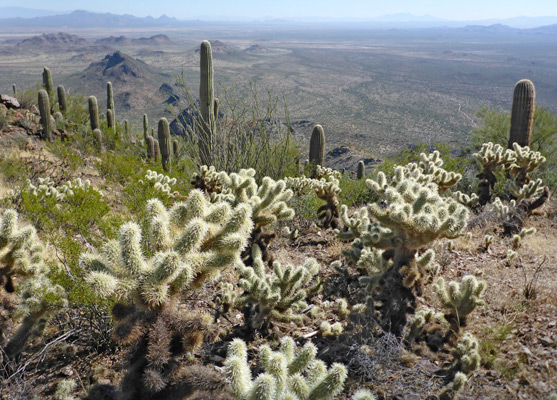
[0,0,556,22]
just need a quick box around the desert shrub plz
[338,174,374,207]
[171,77,300,180]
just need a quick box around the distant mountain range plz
[0,10,183,28]
[0,9,557,30]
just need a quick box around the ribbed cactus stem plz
[12,84,17,98]
[309,124,325,167]
[508,79,535,148]
[357,160,365,180]
[107,109,114,129]
[94,129,103,151]
[146,135,154,159]
[124,119,129,136]
[107,81,115,119]
[154,138,161,162]
[42,67,53,96]
[173,138,179,155]
[38,89,52,141]
[143,114,148,141]
[57,85,67,113]
[158,118,172,171]
[88,96,100,131]
[199,40,215,166]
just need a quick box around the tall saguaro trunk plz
[158,118,172,171]
[508,79,535,148]
[199,40,215,166]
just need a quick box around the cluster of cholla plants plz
[286,165,342,229]
[192,166,294,264]
[25,177,102,202]
[433,274,487,337]
[3,44,555,400]
[224,336,376,400]
[439,333,482,400]
[334,164,469,335]
[81,191,252,399]
[235,244,322,330]
[139,170,178,197]
[0,209,66,362]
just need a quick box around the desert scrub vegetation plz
[0,43,555,400]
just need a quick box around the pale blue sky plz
[2,0,556,20]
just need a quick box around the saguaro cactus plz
[38,90,52,141]
[309,124,325,169]
[199,40,215,166]
[12,84,17,98]
[57,85,67,113]
[158,118,172,171]
[154,139,161,162]
[357,160,365,180]
[143,114,149,141]
[146,135,155,159]
[508,79,535,148]
[88,96,100,131]
[124,119,129,136]
[94,129,103,152]
[107,81,115,119]
[173,138,179,155]
[42,67,53,96]
[107,109,114,129]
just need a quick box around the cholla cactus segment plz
[335,206,370,242]
[434,275,486,324]
[82,190,253,308]
[15,272,67,318]
[143,170,178,196]
[508,143,546,185]
[237,244,321,328]
[314,165,341,181]
[364,166,469,250]
[54,380,77,400]
[439,372,467,400]
[506,249,518,261]
[54,379,77,400]
[0,209,66,357]
[286,173,341,229]
[352,389,376,400]
[225,337,347,400]
[509,178,545,202]
[451,333,481,374]
[407,150,462,191]
[452,191,480,209]
[512,227,536,249]
[489,197,516,220]
[0,209,45,277]
[216,169,295,229]
[192,165,223,194]
[474,142,516,173]
[26,177,102,202]
[357,248,393,293]
[405,307,443,343]
[319,321,344,337]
